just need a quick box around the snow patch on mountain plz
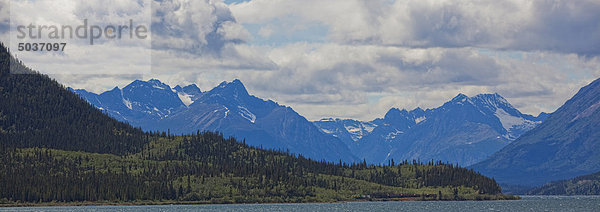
[345,125,365,141]
[346,122,378,141]
[385,129,404,141]
[238,106,256,123]
[362,123,376,133]
[320,128,333,134]
[415,116,426,124]
[313,118,379,143]
[495,108,533,132]
[122,98,132,110]
[345,125,362,134]
[178,93,194,106]
[152,85,166,90]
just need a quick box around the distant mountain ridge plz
[74,79,546,166]
[314,93,547,166]
[72,79,357,162]
[471,78,600,186]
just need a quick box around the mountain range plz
[71,79,356,162]
[73,79,546,167]
[315,93,548,166]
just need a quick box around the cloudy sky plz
[2,0,600,121]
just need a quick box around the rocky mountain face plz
[471,78,600,186]
[72,79,357,162]
[70,79,196,129]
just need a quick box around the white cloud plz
[149,0,276,75]
[4,0,274,82]
[218,20,252,41]
[229,44,600,120]
[7,0,151,75]
[230,0,379,43]
[231,0,600,55]
[218,0,600,120]
[152,0,252,54]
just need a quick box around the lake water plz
[2,196,599,212]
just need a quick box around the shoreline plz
[0,196,521,208]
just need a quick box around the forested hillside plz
[0,134,507,203]
[527,171,600,195]
[0,43,514,205]
[0,44,147,155]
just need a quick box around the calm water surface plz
[2,196,599,212]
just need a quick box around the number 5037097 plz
[18,43,66,51]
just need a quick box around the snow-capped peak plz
[452,93,469,102]
[146,79,168,88]
[472,93,512,110]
